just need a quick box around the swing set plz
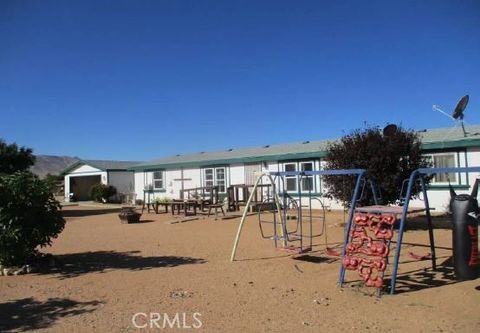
[230,166,480,295]
[230,168,376,261]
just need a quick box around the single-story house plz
[63,160,140,201]
[128,125,480,212]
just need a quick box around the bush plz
[324,125,431,205]
[89,184,117,203]
[153,196,172,204]
[0,171,65,266]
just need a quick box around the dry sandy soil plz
[0,205,479,332]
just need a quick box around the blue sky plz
[1,0,479,161]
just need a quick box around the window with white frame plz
[283,161,316,192]
[203,167,227,193]
[427,153,457,183]
[300,161,314,191]
[152,171,165,190]
[284,163,297,192]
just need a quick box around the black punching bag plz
[451,180,480,280]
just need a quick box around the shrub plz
[89,183,117,203]
[153,196,172,204]
[324,125,431,205]
[0,171,65,266]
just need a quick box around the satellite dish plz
[383,124,398,137]
[452,95,469,120]
[433,94,470,138]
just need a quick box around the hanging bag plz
[450,178,480,280]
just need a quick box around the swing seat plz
[286,233,302,241]
[325,247,342,257]
[277,245,312,254]
[408,251,432,260]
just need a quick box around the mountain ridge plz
[30,155,80,178]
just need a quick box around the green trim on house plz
[421,138,480,150]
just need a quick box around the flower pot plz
[119,207,142,224]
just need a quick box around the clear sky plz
[1,0,479,161]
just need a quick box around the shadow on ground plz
[61,208,121,218]
[388,257,458,294]
[0,297,102,332]
[401,215,452,231]
[39,251,206,279]
[342,257,461,296]
[293,254,338,264]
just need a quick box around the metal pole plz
[389,169,418,294]
[420,174,436,270]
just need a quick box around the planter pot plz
[119,207,142,224]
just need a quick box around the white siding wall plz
[134,172,146,202]
[167,169,182,197]
[108,171,135,196]
[183,168,202,190]
[229,164,244,185]
[71,164,103,173]
[266,161,279,172]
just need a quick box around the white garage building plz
[63,160,139,202]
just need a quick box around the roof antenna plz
[433,94,469,138]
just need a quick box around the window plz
[300,162,314,191]
[427,153,457,183]
[153,171,164,190]
[282,161,316,192]
[205,168,214,187]
[285,163,297,192]
[216,168,226,193]
[203,167,227,193]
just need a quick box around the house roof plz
[129,140,336,170]
[63,159,142,174]
[129,125,480,171]
[418,125,480,149]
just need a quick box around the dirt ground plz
[0,205,479,332]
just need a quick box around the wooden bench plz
[171,200,197,216]
[154,202,170,214]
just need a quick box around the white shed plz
[63,160,140,202]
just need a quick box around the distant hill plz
[31,155,80,178]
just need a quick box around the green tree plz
[323,126,431,205]
[0,171,65,266]
[0,139,65,266]
[0,139,36,174]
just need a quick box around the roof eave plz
[61,160,108,175]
